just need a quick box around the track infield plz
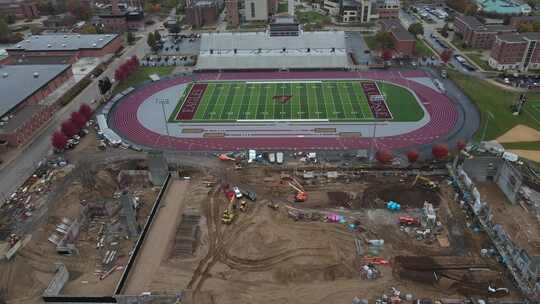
[169,80,424,122]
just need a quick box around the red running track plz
[109,70,459,151]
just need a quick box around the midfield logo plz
[273,95,292,103]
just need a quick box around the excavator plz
[287,177,308,202]
[279,174,308,202]
[412,175,438,191]
[222,195,236,224]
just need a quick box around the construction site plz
[0,144,538,304]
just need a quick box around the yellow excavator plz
[222,195,236,224]
[412,175,438,191]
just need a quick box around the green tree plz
[29,24,42,35]
[518,21,534,32]
[0,16,10,39]
[80,24,97,34]
[126,31,135,45]
[153,30,162,43]
[373,31,395,50]
[147,32,156,51]
[408,22,424,36]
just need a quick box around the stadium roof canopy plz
[197,31,349,69]
[0,64,70,118]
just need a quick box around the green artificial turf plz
[170,80,424,122]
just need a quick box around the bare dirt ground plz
[507,149,540,163]
[496,124,540,143]
[133,168,519,304]
[123,179,189,294]
[476,182,540,256]
[0,161,158,303]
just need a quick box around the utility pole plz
[156,98,171,150]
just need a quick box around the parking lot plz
[159,33,201,56]
[499,74,540,90]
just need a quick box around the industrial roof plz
[197,31,348,69]
[7,34,118,52]
[0,64,70,118]
[497,32,540,43]
[456,14,484,30]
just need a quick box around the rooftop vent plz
[62,44,66,47]
[64,35,68,38]
[16,45,21,48]
[2,73,8,78]
[92,43,97,47]
[98,38,103,41]
[33,72,39,78]
[47,44,52,48]
[77,35,81,38]
[25,39,30,43]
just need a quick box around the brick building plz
[0,64,73,147]
[93,0,145,33]
[6,34,123,62]
[375,0,399,19]
[185,0,220,28]
[489,32,540,72]
[226,0,239,27]
[454,14,516,49]
[0,0,39,19]
[379,19,415,57]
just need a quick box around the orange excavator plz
[286,177,308,202]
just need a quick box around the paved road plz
[0,23,160,203]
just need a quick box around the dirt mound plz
[356,183,440,209]
[94,170,117,197]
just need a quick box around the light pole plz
[156,98,171,150]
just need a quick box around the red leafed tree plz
[130,55,140,67]
[406,150,420,164]
[61,120,78,137]
[376,149,393,164]
[52,131,68,150]
[440,49,453,64]
[70,111,87,130]
[432,144,449,160]
[456,139,466,151]
[381,49,393,61]
[79,103,92,120]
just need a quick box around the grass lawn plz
[415,38,435,57]
[502,141,540,150]
[278,1,288,13]
[114,66,174,94]
[448,70,540,142]
[296,11,331,25]
[363,35,377,50]
[170,80,424,122]
[466,53,494,71]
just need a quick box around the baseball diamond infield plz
[108,70,462,151]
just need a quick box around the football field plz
[169,80,424,122]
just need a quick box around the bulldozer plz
[412,175,438,191]
[222,196,236,224]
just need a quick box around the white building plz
[244,0,269,21]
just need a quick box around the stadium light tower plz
[156,98,172,149]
